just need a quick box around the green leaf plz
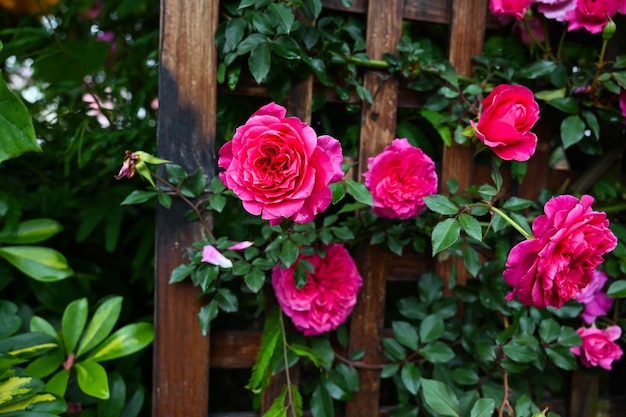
[0,301,21,339]
[45,370,68,398]
[88,322,154,362]
[545,345,577,370]
[0,374,42,408]
[560,115,585,149]
[502,197,532,211]
[209,194,226,213]
[519,60,558,79]
[247,308,281,392]
[310,384,333,417]
[382,338,406,361]
[249,43,271,84]
[0,219,63,244]
[198,300,218,336]
[24,354,63,379]
[557,326,582,347]
[345,180,373,206]
[216,288,239,313]
[224,18,246,53]
[0,246,73,282]
[423,195,459,215]
[381,363,400,378]
[462,246,481,277]
[77,296,123,357]
[75,360,110,399]
[581,110,600,139]
[419,341,455,363]
[420,378,461,417]
[470,398,495,417]
[400,363,421,395]
[29,317,58,340]
[279,239,299,268]
[97,372,125,417]
[244,267,266,292]
[547,97,579,114]
[607,279,626,297]
[289,343,330,368]
[502,336,538,363]
[458,213,482,241]
[62,298,88,354]
[168,263,195,284]
[0,74,40,163]
[392,321,419,351]
[269,2,295,34]
[431,218,460,255]
[120,190,157,205]
[330,182,345,204]
[419,314,445,343]
[538,318,560,343]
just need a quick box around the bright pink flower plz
[504,194,617,309]
[576,270,614,324]
[565,0,622,33]
[536,0,576,21]
[202,245,233,268]
[571,326,623,370]
[218,103,343,224]
[489,0,533,19]
[362,138,438,219]
[272,243,363,336]
[471,84,539,161]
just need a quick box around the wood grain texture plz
[154,1,218,416]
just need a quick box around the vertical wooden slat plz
[436,0,488,290]
[154,1,219,416]
[346,1,404,416]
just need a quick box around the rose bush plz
[503,194,617,308]
[571,326,624,370]
[362,138,438,219]
[218,102,344,224]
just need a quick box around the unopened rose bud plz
[603,18,616,41]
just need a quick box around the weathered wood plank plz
[154,0,218,416]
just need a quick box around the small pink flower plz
[471,84,539,161]
[576,269,614,324]
[571,326,624,370]
[362,138,438,219]
[272,243,363,336]
[83,92,114,128]
[218,102,343,224]
[504,194,617,309]
[489,0,533,19]
[202,245,233,268]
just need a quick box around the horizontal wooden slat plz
[322,0,450,23]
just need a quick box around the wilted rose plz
[504,194,617,309]
[471,84,539,161]
[571,326,624,370]
[362,138,438,219]
[272,243,363,336]
[218,102,344,224]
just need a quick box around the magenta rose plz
[565,0,622,33]
[504,194,617,309]
[362,138,438,219]
[571,326,624,370]
[470,84,539,161]
[576,269,614,324]
[218,102,344,224]
[489,0,533,19]
[272,243,363,336]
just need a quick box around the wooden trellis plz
[153,1,611,416]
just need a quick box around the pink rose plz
[576,269,614,324]
[571,326,624,370]
[536,0,576,21]
[470,84,539,161]
[362,138,438,219]
[565,0,622,33]
[218,103,344,224]
[620,90,626,121]
[504,194,617,309]
[272,243,363,336]
[489,0,533,19]
[513,16,546,45]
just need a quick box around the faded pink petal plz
[227,241,254,251]
[202,245,233,268]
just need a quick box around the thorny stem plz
[498,369,514,417]
[279,312,297,417]
[151,172,216,243]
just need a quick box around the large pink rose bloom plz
[576,269,614,324]
[571,326,624,370]
[272,243,363,336]
[362,138,438,219]
[565,0,622,33]
[218,102,344,224]
[489,0,533,19]
[504,194,617,309]
[470,84,539,161]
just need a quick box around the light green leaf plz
[289,343,330,368]
[560,115,585,149]
[400,363,421,395]
[62,298,88,355]
[216,288,239,313]
[431,218,460,255]
[420,378,460,417]
[45,370,68,397]
[0,74,40,163]
[607,280,626,297]
[0,219,63,244]
[470,398,495,417]
[75,360,110,399]
[120,190,157,205]
[391,321,419,351]
[458,213,482,241]
[345,180,373,206]
[419,314,445,343]
[77,296,123,357]
[0,374,42,408]
[198,300,218,336]
[87,322,154,362]
[0,246,73,282]
[423,195,459,215]
[246,308,280,392]
[29,317,58,341]
[25,354,64,379]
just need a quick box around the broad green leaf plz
[244,267,266,292]
[390,404,419,417]
[0,333,56,358]
[0,246,73,282]
[381,363,400,378]
[419,314,445,343]
[431,218,460,255]
[45,370,68,397]
[451,367,479,385]
[502,197,532,211]
[547,97,579,114]
[75,360,110,399]
[77,296,123,357]
[88,322,154,362]
[0,219,63,244]
[418,272,443,305]
[345,180,373,206]
[423,195,459,215]
[391,321,419,351]
[607,279,626,297]
[382,338,406,361]
[400,363,421,395]
[120,190,157,205]
[310,384,333,417]
[224,18,246,53]
[120,384,145,417]
[246,308,280,392]
[420,378,460,417]
[581,110,600,139]
[560,115,585,149]
[458,213,482,241]
[470,398,495,417]
[279,239,299,268]
[62,298,88,354]
[0,301,21,339]
[419,341,455,363]
[538,318,560,343]
[249,43,271,84]
[29,316,58,340]
[216,288,239,313]
[0,74,40,163]
[545,345,577,370]
[290,343,329,368]
[269,2,295,34]
[168,263,195,284]
[0,392,66,414]
[198,300,219,336]
[261,386,287,417]
[0,374,42,408]
[462,246,481,277]
[24,354,63,379]
[502,336,538,363]
[97,372,125,417]
[519,60,557,79]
